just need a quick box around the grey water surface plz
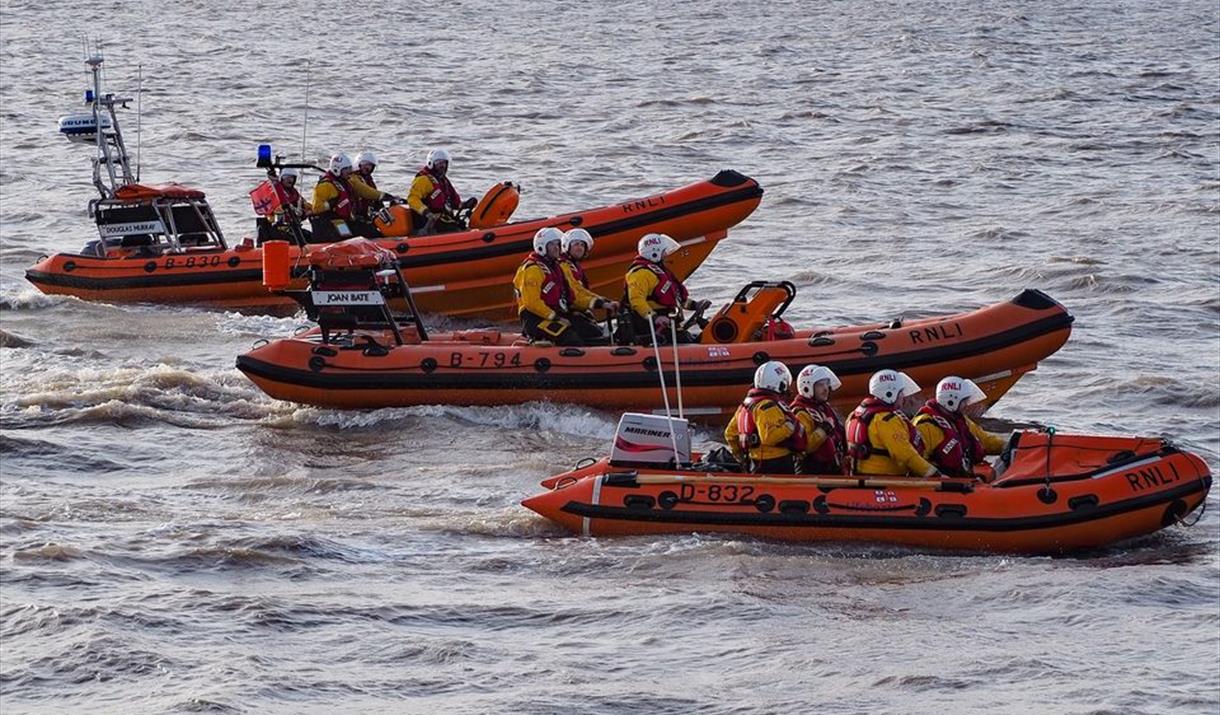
[1,1,1218,713]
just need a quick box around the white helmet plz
[562,228,594,254]
[533,227,564,254]
[936,376,987,412]
[796,364,842,398]
[355,151,378,169]
[868,369,920,405]
[753,360,792,393]
[279,167,300,182]
[637,233,680,262]
[426,148,451,169]
[328,153,353,174]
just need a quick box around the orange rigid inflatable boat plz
[26,170,761,317]
[522,431,1212,553]
[234,241,1074,413]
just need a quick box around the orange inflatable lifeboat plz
[26,170,761,317]
[234,242,1075,413]
[522,424,1212,554]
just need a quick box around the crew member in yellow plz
[407,148,474,235]
[913,376,1008,480]
[724,361,806,474]
[349,151,391,225]
[790,364,847,475]
[560,228,619,341]
[512,228,603,345]
[622,233,711,345]
[845,369,940,477]
[313,153,397,239]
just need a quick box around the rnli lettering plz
[678,483,755,504]
[909,322,964,344]
[449,351,524,368]
[619,195,667,213]
[1124,465,1178,492]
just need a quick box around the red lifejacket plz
[845,397,923,465]
[520,252,571,314]
[790,396,846,474]
[562,257,590,289]
[913,399,985,477]
[625,257,688,310]
[318,172,354,220]
[736,389,806,454]
[416,167,460,213]
[273,182,303,220]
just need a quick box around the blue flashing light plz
[85,89,95,103]
[257,144,273,168]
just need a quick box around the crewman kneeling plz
[621,233,711,345]
[790,364,847,475]
[724,361,806,474]
[914,376,1008,480]
[512,227,603,346]
[560,228,620,343]
[845,369,940,478]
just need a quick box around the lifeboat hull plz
[24,171,762,317]
[522,433,1212,554]
[235,289,1074,414]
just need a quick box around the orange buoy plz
[470,182,520,229]
[262,240,291,290]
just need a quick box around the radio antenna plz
[135,64,143,181]
[301,60,310,160]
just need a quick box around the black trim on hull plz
[557,476,1210,534]
[25,181,763,292]
[234,311,1074,393]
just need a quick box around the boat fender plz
[643,356,658,372]
[915,498,932,517]
[860,341,879,357]
[262,240,292,290]
[1037,486,1058,505]
[534,357,551,373]
[753,494,776,513]
[1068,494,1099,512]
[780,500,810,515]
[228,256,242,266]
[308,356,326,372]
[812,495,829,514]
[935,503,967,519]
[420,358,438,373]
[658,491,679,510]
[142,261,155,274]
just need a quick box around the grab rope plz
[1175,496,1207,528]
